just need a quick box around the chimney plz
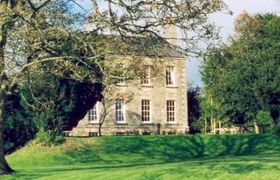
[163,17,178,46]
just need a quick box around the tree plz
[0,0,227,174]
[4,92,36,154]
[88,0,229,56]
[187,85,201,134]
[20,72,103,144]
[0,0,103,174]
[96,84,134,136]
[202,12,280,133]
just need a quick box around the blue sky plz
[73,0,280,87]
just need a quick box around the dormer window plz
[166,66,175,86]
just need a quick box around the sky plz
[74,0,280,87]
[188,0,280,87]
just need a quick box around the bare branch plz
[27,0,52,12]
[69,0,87,12]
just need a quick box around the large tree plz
[202,12,280,133]
[0,0,227,174]
[0,0,101,174]
[187,85,201,134]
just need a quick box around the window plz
[167,100,175,122]
[115,99,125,122]
[141,66,151,85]
[116,64,125,85]
[141,100,151,122]
[166,66,175,86]
[88,104,98,123]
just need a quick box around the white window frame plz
[141,99,151,122]
[116,64,125,85]
[166,66,175,86]
[88,103,99,123]
[167,100,176,123]
[141,66,151,85]
[115,99,125,123]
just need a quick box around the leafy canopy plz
[202,13,280,126]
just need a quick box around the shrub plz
[34,129,65,146]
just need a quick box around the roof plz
[85,32,185,58]
[119,36,185,58]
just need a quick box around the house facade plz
[70,53,189,136]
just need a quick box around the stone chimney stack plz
[163,17,178,46]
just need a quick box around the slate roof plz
[90,34,185,58]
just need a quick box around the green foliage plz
[190,118,204,133]
[3,93,37,154]
[256,110,272,126]
[187,85,202,134]
[0,0,229,173]
[20,73,102,145]
[274,119,280,136]
[34,129,65,146]
[202,13,280,131]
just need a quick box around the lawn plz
[3,134,280,179]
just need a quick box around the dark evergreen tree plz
[20,73,103,145]
[187,85,202,134]
[4,92,36,154]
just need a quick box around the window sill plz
[88,122,100,125]
[166,122,178,125]
[141,122,154,125]
[140,85,153,88]
[115,122,128,125]
[166,85,178,88]
[116,84,128,87]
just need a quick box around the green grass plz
[3,134,280,179]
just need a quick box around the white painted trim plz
[141,66,152,86]
[115,99,126,123]
[166,100,176,123]
[165,66,176,86]
[88,102,99,123]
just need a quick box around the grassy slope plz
[3,134,280,180]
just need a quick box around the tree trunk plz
[218,120,222,134]
[0,21,15,174]
[254,121,260,134]
[204,114,207,134]
[0,93,14,175]
[98,123,102,136]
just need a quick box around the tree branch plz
[27,0,52,14]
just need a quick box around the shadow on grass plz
[7,134,280,179]
[60,134,280,164]
[9,153,280,180]
[226,163,263,174]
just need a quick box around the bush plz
[274,117,280,136]
[257,111,272,126]
[34,129,65,146]
[190,119,204,134]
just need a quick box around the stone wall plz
[70,57,189,136]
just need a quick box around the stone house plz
[70,54,188,136]
[70,27,189,136]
